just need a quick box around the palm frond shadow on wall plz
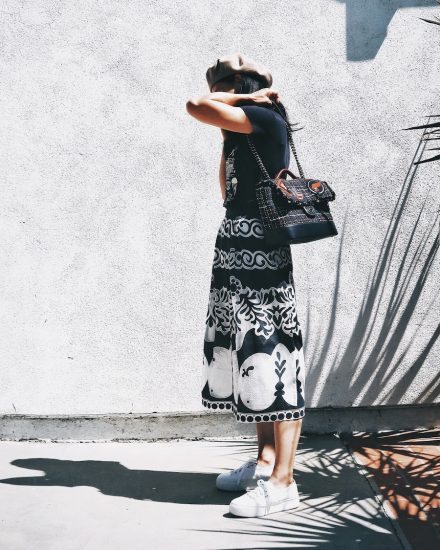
[303,121,440,409]
[403,6,440,165]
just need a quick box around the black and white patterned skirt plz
[201,206,306,423]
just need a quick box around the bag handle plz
[246,102,305,179]
[274,168,299,180]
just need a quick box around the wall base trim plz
[0,404,438,441]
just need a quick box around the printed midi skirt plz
[201,207,306,423]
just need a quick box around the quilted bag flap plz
[267,169,336,206]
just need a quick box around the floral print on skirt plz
[201,207,306,423]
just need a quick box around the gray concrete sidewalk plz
[0,434,410,550]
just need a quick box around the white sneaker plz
[229,478,300,517]
[216,458,273,491]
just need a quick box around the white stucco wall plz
[1,0,439,415]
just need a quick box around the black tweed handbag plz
[247,104,338,246]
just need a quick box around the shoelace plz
[248,479,271,515]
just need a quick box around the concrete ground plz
[0,432,433,550]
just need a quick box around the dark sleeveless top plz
[223,105,290,216]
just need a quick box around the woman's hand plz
[247,88,281,105]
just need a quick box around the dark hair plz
[215,72,300,145]
[232,73,298,135]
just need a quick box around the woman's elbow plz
[186,99,209,120]
[186,98,201,114]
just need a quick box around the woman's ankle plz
[269,473,295,487]
[256,453,275,468]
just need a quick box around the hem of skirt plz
[201,398,305,423]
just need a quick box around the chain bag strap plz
[244,101,338,245]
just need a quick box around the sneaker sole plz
[229,496,300,517]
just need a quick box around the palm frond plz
[419,17,440,25]
[402,121,440,131]
[414,153,440,165]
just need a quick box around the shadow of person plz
[0,458,238,505]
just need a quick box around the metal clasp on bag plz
[302,204,317,217]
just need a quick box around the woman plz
[186,53,306,517]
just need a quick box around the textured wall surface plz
[1,0,439,415]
